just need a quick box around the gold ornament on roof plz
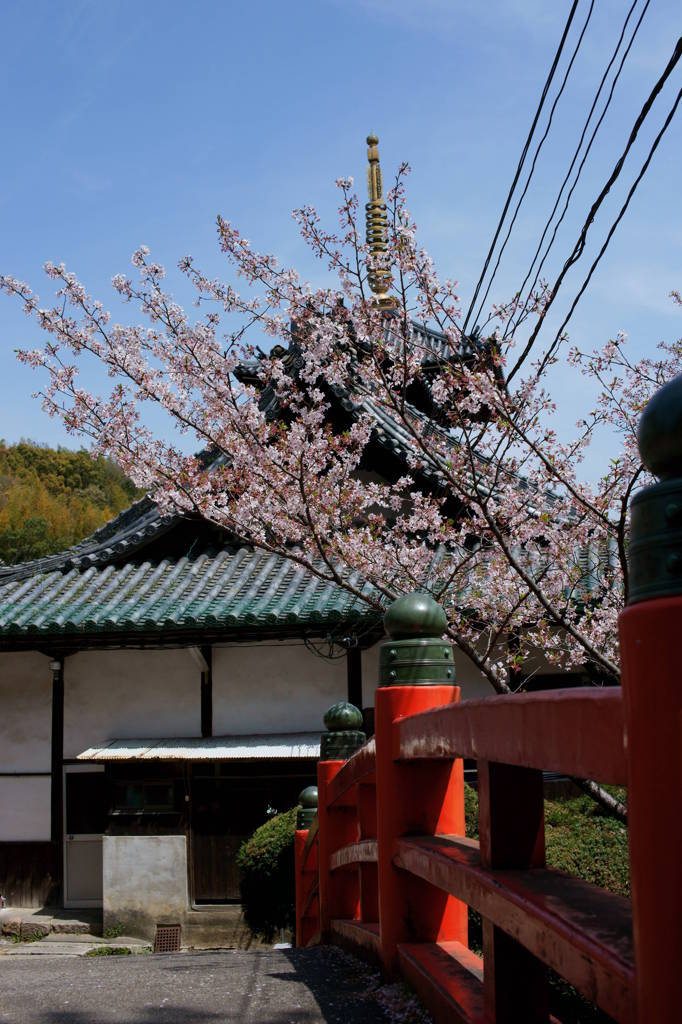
[365,134,396,308]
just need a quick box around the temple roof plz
[0,541,381,647]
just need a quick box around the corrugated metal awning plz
[77,733,320,761]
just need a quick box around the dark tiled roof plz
[0,544,379,640]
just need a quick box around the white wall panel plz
[212,642,347,735]
[64,649,201,758]
[0,776,51,840]
[0,652,52,772]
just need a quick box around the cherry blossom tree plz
[2,166,680,819]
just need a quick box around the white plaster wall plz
[64,649,201,758]
[212,642,347,735]
[103,835,188,939]
[361,641,494,704]
[0,776,51,840]
[0,652,52,772]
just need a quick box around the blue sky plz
[1,0,680,479]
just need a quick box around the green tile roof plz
[0,545,380,640]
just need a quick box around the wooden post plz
[375,685,465,976]
[294,784,319,946]
[317,760,359,936]
[200,645,212,738]
[619,371,682,1023]
[49,656,64,904]
[294,829,319,946]
[478,761,548,1023]
[374,593,467,977]
[346,646,362,711]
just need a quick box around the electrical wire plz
[507,35,682,384]
[471,0,596,333]
[504,0,650,341]
[459,0,581,342]
[537,80,682,377]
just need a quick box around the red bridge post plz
[316,702,366,939]
[294,786,319,947]
[374,593,466,976]
[619,374,682,1023]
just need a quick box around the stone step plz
[1,932,151,957]
[51,916,102,936]
[0,909,102,940]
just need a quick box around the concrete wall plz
[103,835,189,940]
[64,649,201,758]
[212,642,347,735]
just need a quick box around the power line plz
[537,81,682,377]
[459,0,581,342]
[504,0,650,342]
[471,0,596,333]
[506,35,682,384]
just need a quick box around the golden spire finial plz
[365,134,395,309]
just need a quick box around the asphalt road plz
[0,947,391,1024]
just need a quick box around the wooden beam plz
[187,645,209,673]
[49,658,63,844]
[346,646,362,710]
[49,657,64,905]
[200,645,212,738]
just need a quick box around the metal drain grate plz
[154,924,181,953]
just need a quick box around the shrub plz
[236,806,299,942]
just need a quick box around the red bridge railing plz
[294,588,680,1024]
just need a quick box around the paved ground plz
[0,947,392,1024]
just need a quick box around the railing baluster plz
[357,780,378,925]
[478,760,548,1022]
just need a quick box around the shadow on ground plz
[0,947,389,1024]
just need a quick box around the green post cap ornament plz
[320,701,366,760]
[628,373,682,603]
[379,591,455,686]
[296,785,318,829]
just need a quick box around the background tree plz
[0,441,141,563]
[2,167,680,820]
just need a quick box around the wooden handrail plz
[398,688,626,784]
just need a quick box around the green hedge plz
[463,782,629,895]
[236,806,299,942]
